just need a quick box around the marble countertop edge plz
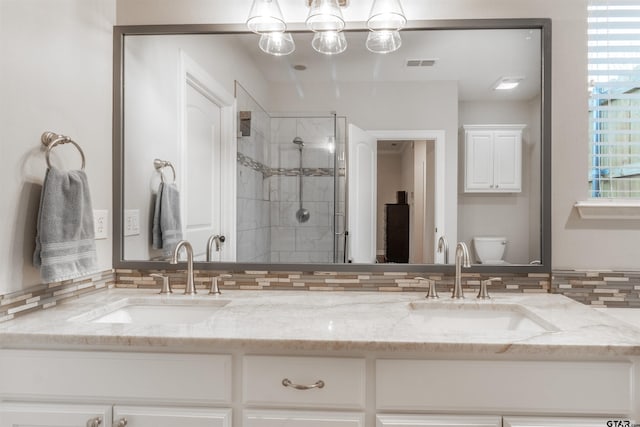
[0,289,639,357]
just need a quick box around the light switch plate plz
[124,209,140,236]
[93,210,108,239]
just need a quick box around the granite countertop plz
[0,288,639,357]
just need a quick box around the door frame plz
[368,130,446,264]
[178,50,237,261]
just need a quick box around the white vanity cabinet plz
[0,402,111,427]
[0,350,233,427]
[113,406,231,426]
[242,356,366,426]
[376,414,502,427]
[244,409,365,427]
[503,416,614,426]
[0,403,231,427]
[464,124,525,193]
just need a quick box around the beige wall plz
[376,151,403,255]
[0,0,116,295]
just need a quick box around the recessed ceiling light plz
[493,76,524,90]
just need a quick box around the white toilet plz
[473,237,507,264]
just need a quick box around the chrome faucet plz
[437,235,449,264]
[206,234,225,261]
[170,240,196,295]
[452,242,471,299]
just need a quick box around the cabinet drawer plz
[0,350,232,405]
[376,359,632,415]
[243,356,365,409]
[244,409,365,427]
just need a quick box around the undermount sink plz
[69,297,230,325]
[408,300,557,334]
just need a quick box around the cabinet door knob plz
[86,417,102,427]
[115,418,128,427]
[282,378,325,390]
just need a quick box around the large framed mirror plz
[113,19,551,273]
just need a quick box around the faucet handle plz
[415,277,439,299]
[150,273,172,294]
[209,274,232,295]
[477,277,501,299]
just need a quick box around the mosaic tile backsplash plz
[0,269,115,323]
[115,269,551,294]
[2,268,640,323]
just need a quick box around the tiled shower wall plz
[236,85,270,263]
[269,117,337,263]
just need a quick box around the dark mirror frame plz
[113,18,551,274]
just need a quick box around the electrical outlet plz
[124,209,140,236]
[93,210,108,240]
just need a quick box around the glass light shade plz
[311,31,347,55]
[366,30,402,54]
[306,0,345,32]
[258,32,295,56]
[367,0,407,31]
[246,0,286,34]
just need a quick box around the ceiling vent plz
[406,59,437,68]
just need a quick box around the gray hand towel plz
[33,167,98,283]
[152,182,183,254]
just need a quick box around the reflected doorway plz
[376,140,436,264]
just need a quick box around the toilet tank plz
[473,237,507,263]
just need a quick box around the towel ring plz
[41,131,86,170]
[153,158,176,184]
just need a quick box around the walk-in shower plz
[293,137,310,223]
[235,84,346,263]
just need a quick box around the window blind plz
[588,0,640,198]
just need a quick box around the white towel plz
[152,182,183,254]
[33,167,98,283]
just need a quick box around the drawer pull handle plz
[115,418,128,427]
[282,378,325,390]
[86,417,102,427]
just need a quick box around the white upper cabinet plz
[464,125,525,193]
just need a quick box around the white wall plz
[0,0,115,295]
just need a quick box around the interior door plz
[348,124,377,263]
[183,80,222,261]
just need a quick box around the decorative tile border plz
[552,270,640,308]
[0,269,115,323]
[238,152,335,178]
[3,268,640,323]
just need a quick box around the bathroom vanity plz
[0,289,638,426]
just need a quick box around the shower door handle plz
[334,212,345,235]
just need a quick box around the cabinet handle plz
[86,417,102,427]
[115,418,128,427]
[282,378,325,390]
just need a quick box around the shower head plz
[293,136,304,148]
